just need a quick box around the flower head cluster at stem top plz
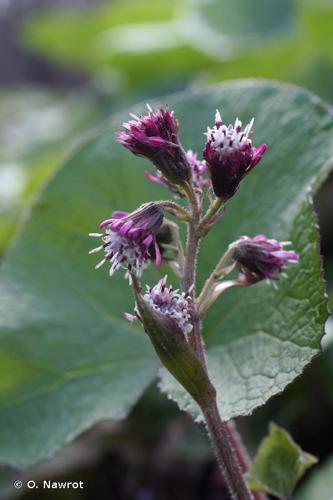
[231,235,299,284]
[89,202,164,280]
[90,104,299,335]
[89,103,301,500]
[125,276,193,336]
[204,110,266,200]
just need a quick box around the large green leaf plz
[0,81,332,469]
[0,89,98,254]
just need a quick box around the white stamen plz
[95,258,106,269]
[89,245,103,254]
[208,112,255,157]
[234,117,242,129]
[244,118,254,138]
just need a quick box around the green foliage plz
[20,0,333,102]
[0,81,332,469]
[159,81,332,421]
[21,0,213,91]
[295,456,333,500]
[180,0,296,58]
[0,90,98,254]
[245,423,317,498]
[22,0,176,68]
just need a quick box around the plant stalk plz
[226,422,268,500]
[160,200,191,221]
[180,182,261,500]
[197,196,224,236]
[182,183,202,359]
[201,400,253,500]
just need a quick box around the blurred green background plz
[0,0,333,499]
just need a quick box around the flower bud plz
[116,106,190,186]
[145,150,209,198]
[89,202,164,279]
[231,235,299,284]
[129,277,216,406]
[204,110,266,200]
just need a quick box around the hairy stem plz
[192,311,259,499]
[201,401,253,500]
[181,183,203,360]
[169,183,258,500]
[160,200,191,221]
[197,247,234,315]
[181,183,200,293]
[197,196,225,236]
[226,422,268,500]
[182,222,263,498]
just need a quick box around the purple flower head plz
[186,150,210,195]
[89,202,164,280]
[125,276,193,335]
[116,105,190,185]
[145,149,210,198]
[203,110,267,200]
[231,235,299,284]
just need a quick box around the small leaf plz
[295,456,333,500]
[245,423,317,499]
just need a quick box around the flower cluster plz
[88,102,304,500]
[126,276,193,336]
[90,104,298,338]
[231,235,299,284]
[204,110,266,200]
[89,203,164,279]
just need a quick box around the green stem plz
[159,200,191,221]
[181,183,200,293]
[197,197,224,236]
[197,246,236,316]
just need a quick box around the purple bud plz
[143,276,193,335]
[116,106,190,185]
[131,277,215,406]
[231,235,299,284]
[203,110,267,200]
[89,202,164,279]
[186,150,210,195]
[145,150,210,199]
[125,276,193,336]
